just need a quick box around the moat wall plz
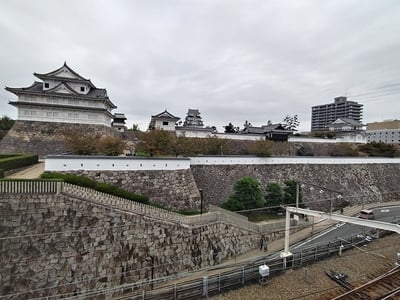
[68,169,201,210]
[47,156,400,211]
[0,192,259,298]
[191,163,400,209]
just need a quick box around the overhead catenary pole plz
[281,206,400,261]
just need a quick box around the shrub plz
[253,139,273,157]
[329,143,358,157]
[296,145,314,156]
[0,154,38,171]
[40,172,148,204]
[358,142,399,157]
[0,169,4,178]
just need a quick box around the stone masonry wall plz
[0,120,117,157]
[0,193,259,298]
[69,169,201,211]
[191,163,400,209]
[61,162,400,212]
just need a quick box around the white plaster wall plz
[176,130,267,141]
[18,106,111,126]
[189,156,400,165]
[154,119,176,131]
[45,156,191,171]
[45,155,400,172]
[176,130,366,143]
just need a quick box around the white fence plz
[61,183,186,224]
[0,180,61,194]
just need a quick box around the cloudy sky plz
[1,0,399,132]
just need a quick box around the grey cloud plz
[1,0,400,132]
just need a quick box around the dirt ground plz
[212,234,400,300]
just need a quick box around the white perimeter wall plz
[176,129,367,144]
[45,155,400,171]
[190,156,400,165]
[45,156,191,171]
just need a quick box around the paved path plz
[5,161,45,179]
[159,202,400,286]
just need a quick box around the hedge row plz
[0,154,38,178]
[41,172,149,204]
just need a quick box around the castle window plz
[163,121,169,125]
[80,86,85,92]
[44,83,49,88]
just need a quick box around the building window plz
[44,83,49,88]
[163,121,169,125]
[80,86,85,92]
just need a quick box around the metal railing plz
[52,234,371,299]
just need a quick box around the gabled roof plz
[261,124,287,131]
[331,118,363,126]
[151,110,180,121]
[5,81,116,108]
[34,62,95,88]
[5,81,43,95]
[241,123,292,134]
[45,82,79,95]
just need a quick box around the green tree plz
[202,136,227,155]
[0,116,15,130]
[136,130,174,156]
[0,116,15,140]
[222,176,265,211]
[265,183,283,211]
[282,115,299,131]
[64,132,99,155]
[170,134,197,157]
[130,123,140,131]
[283,180,303,206]
[97,136,126,156]
[224,122,238,133]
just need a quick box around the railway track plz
[332,266,400,300]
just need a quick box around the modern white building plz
[367,120,400,144]
[5,62,117,126]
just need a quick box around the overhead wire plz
[20,235,400,300]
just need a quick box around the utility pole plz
[199,188,204,215]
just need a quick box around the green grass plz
[245,211,284,222]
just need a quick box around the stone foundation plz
[0,192,259,298]
[0,121,117,157]
[191,163,400,209]
[68,169,201,211]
